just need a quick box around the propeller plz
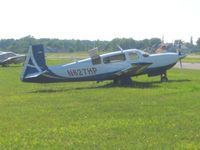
[176,42,186,69]
[177,47,181,68]
[88,47,99,59]
[117,45,123,52]
[179,57,183,68]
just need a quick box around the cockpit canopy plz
[90,49,150,65]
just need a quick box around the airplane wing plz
[114,62,152,77]
[1,55,25,65]
[2,58,14,64]
[23,70,65,80]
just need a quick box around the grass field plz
[0,56,200,149]
[182,55,200,63]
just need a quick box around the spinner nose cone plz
[164,53,179,64]
[178,53,186,60]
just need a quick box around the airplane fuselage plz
[47,49,179,81]
[21,45,181,83]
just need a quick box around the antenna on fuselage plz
[88,47,99,59]
[71,55,78,63]
[175,40,185,69]
[117,45,123,52]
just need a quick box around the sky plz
[0,0,200,43]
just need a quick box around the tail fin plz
[21,44,48,82]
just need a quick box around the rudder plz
[21,44,48,82]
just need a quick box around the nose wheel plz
[160,72,168,82]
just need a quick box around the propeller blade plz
[179,59,182,68]
[117,45,123,51]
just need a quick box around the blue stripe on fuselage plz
[23,63,176,83]
[142,63,176,76]
[23,70,119,83]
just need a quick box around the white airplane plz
[0,51,26,67]
[20,44,185,84]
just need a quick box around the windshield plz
[103,53,126,64]
[128,52,139,61]
[142,53,149,57]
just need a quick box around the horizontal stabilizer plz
[24,71,47,79]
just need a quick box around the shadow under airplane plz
[29,79,191,94]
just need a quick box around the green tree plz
[196,38,200,48]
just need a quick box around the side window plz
[142,53,149,57]
[128,52,139,61]
[7,53,16,57]
[92,56,101,65]
[103,53,126,64]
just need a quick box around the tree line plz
[0,35,199,53]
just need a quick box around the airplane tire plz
[113,79,120,84]
[161,76,168,82]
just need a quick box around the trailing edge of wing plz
[2,57,16,64]
[114,62,152,76]
[1,55,25,65]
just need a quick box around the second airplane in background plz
[0,51,26,67]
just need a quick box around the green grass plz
[0,58,200,149]
[182,56,200,63]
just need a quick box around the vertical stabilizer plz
[21,44,48,82]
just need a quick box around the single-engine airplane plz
[21,44,185,84]
[0,51,26,67]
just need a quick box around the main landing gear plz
[113,77,133,85]
[2,64,9,67]
[160,71,168,82]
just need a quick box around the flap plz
[114,62,152,77]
